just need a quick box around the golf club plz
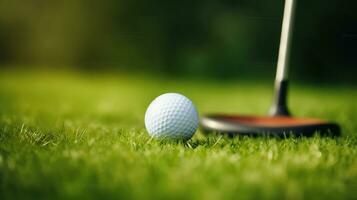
[200,0,341,137]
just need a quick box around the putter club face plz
[201,115,341,137]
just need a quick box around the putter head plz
[200,114,341,137]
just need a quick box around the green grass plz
[0,70,356,200]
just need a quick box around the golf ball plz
[145,93,199,140]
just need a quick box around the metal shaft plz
[276,0,296,81]
[269,0,296,116]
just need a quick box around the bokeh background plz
[0,0,356,83]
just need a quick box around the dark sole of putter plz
[201,115,341,137]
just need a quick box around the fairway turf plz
[0,70,356,199]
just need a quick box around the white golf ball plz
[145,93,199,140]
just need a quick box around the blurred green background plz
[0,0,356,82]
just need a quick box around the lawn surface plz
[0,70,356,199]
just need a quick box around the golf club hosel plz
[269,80,290,116]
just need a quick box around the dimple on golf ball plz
[145,93,199,140]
